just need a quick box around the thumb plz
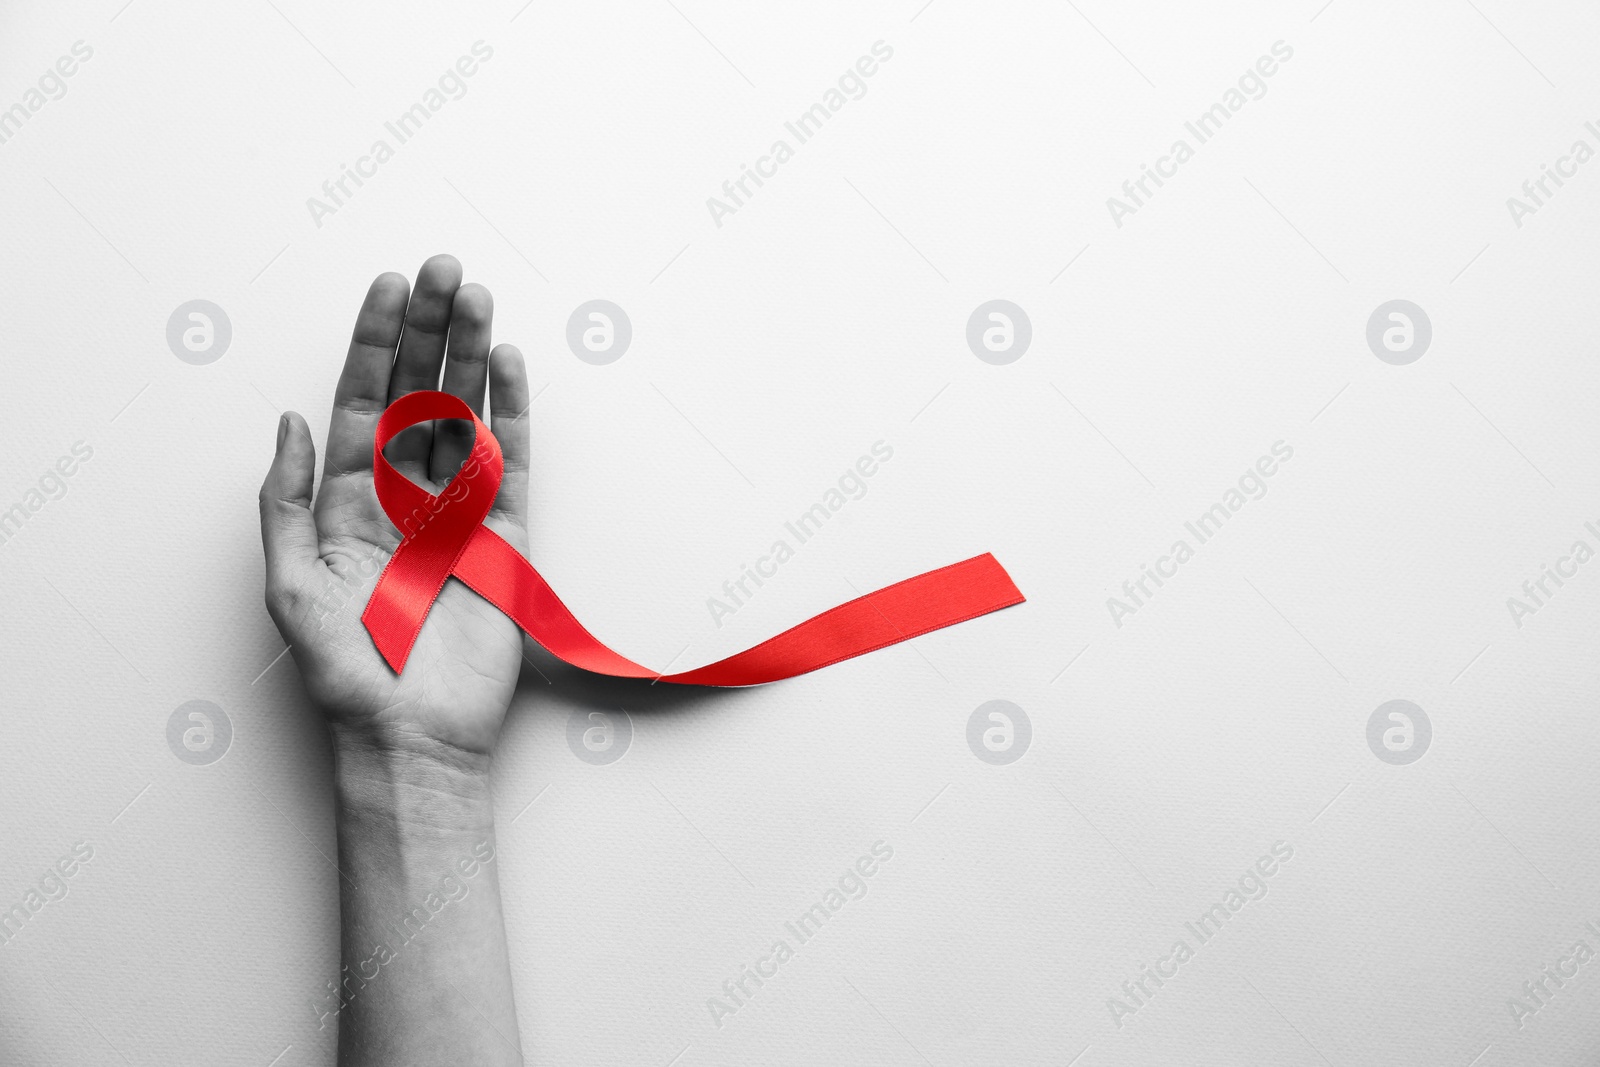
[259,411,320,616]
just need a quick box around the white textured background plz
[3,0,1600,1064]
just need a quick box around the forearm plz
[328,726,522,1067]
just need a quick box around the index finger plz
[324,272,409,477]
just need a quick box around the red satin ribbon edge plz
[665,552,1026,686]
[358,391,1027,686]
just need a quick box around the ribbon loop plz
[362,391,1024,685]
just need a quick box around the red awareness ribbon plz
[362,390,1025,684]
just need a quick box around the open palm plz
[259,255,531,756]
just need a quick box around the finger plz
[432,281,494,483]
[325,273,409,478]
[260,411,321,624]
[486,344,530,527]
[387,255,463,474]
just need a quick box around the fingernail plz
[276,414,289,451]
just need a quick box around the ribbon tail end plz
[976,552,1026,605]
[361,614,412,675]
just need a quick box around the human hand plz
[258,255,531,761]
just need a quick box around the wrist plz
[331,722,496,834]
